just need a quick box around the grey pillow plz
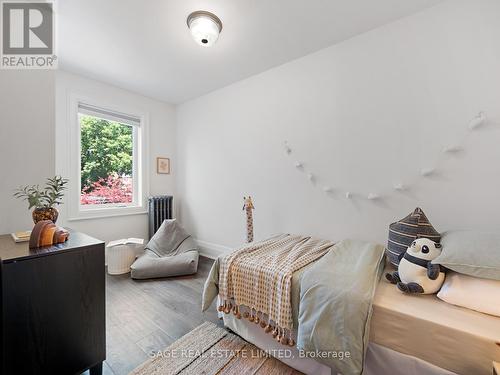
[386,207,441,267]
[130,219,199,279]
[432,230,500,280]
[131,249,199,279]
[146,219,194,257]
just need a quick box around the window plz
[69,101,148,219]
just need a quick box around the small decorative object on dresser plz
[29,220,69,249]
[10,230,31,243]
[156,157,170,174]
[13,175,68,224]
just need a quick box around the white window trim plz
[67,93,150,221]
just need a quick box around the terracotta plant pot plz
[32,207,59,224]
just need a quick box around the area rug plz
[130,321,303,375]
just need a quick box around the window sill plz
[67,209,148,222]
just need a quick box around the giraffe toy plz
[242,196,255,243]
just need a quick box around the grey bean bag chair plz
[130,219,199,279]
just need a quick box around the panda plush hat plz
[386,238,445,294]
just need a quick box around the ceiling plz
[58,0,443,104]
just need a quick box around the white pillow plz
[437,272,500,317]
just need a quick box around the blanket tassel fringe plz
[218,301,296,347]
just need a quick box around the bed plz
[370,272,500,375]
[204,236,500,374]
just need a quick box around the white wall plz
[176,0,500,251]
[55,71,176,243]
[0,71,55,234]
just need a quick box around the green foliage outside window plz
[80,115,133,190]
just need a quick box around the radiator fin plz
[148,195,173,238]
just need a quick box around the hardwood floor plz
[83,256,221,375]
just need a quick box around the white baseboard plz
[195,239,232,259]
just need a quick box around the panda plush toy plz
[386,238,445,294]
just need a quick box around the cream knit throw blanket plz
[218,234,334,346]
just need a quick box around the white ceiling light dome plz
[187,11,223,47]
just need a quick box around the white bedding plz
[219,267,500,374]
[372,269,500,375]
[223,313,455,375]
[437,271,500,317]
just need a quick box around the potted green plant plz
[14,176,69,224]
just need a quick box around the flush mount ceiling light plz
[187,11,223,47]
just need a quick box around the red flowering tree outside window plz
[80,174,133,205]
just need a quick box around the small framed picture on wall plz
[157,157,170,174]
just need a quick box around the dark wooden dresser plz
[0,230,105,375]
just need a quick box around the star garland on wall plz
[284,112,487,201]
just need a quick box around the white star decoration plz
[283,112,487,202]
